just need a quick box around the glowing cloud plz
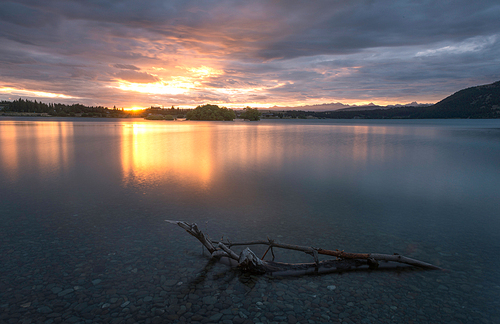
[0,87,77,99]
[183,66,224,78]
[116,80,195,95]
[115,65,225,96]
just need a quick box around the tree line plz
[1,98,127,117]
[0,99,264,121]
[0,99,193,118]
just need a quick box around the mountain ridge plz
[261,80,500,119]
[267,101,432,112]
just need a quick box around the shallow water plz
[1,117,499,323]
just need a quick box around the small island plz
[185,104,235,121]
[184,105,261,121]
[239,107,261,121]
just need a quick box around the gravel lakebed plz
[1,209,499,323]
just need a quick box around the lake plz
[1,117,499,323]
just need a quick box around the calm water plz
[1,117,499,323]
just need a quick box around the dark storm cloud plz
[1,0,499,107]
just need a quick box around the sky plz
[1,0,499,109]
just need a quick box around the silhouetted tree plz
[240,107,261,121]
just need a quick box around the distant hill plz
[265,80,500,119]
[264,80,500,119]
[313,80,500,119]
[417,80,500,118]
[269,102,350,111]
[334,102,433,112]
[386,101,433,108]
[268,101,433,112]
[336,103,385,111]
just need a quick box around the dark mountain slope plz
[420,81,500,118]
[316,80,500,119]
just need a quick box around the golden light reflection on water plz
[0,119,398,189]
[0,121,74,182]
[119,122,291,191]
[351,125,369,163]
[118,122,397,191]
[34,122,73,173]
[350,125,390,165]
[120,123,216,189]
[0,123,19,181]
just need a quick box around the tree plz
[185,104,236,121]
[240,107,261,121]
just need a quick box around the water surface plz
[1,117,499,323]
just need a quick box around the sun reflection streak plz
[0,123,19,181]
[0,121,74,182]
[117,122,400,201]
[34,122,73,173]
[120,122,215,189]
[118,122,291,193]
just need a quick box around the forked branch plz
[166,220,442,275]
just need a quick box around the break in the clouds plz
[1,0,500,108]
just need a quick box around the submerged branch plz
[166,220,442,275]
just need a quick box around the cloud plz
[415,35,498,57]
[0,2,55,28]
[114,71,159,83]
[0,0,499,107]
[112,64,141,71]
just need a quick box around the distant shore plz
[0,112,138,118]
[1,112,51,117]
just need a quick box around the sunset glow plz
[0,87,77,99]
[183,66,224,78]
[117,80,194,96]
[123,107,147,111]
[0,1,498,109]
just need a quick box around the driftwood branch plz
[166,220,442,275]
[165,220,217,254]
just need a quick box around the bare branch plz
[166,220,442,274]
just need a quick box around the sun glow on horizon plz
[123,107,147,111]
[114,65,225,97]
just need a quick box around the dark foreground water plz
[1,117,499,324]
